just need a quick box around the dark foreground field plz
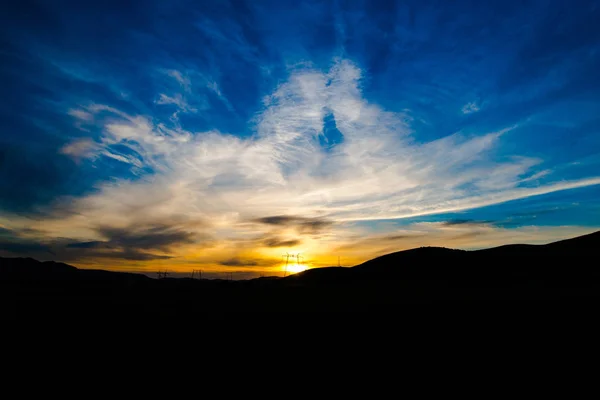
[2,231,600,315]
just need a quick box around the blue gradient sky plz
[1,0,599,275]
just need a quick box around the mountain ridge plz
[291,230,600,282]
[2,230,600,313]
[2,230,599,282]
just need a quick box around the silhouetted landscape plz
[3,231,600,315]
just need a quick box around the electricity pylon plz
[282,252,291,277]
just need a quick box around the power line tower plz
[191,269,202,279]
[157,270,169,279]
[338,256,341,267]
[282,252,291,277]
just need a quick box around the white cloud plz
[59,138,98,159]
[36,59,600,266]
[156,93,198,113]
[68,108,94,122]
[165,69,191,91]
[206,79,234,111]
[462,101,481,114]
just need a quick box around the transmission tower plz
[282,252,291,277]
[191,269,202,279]
[157,270,169,279]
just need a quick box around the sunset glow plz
[286,263,308,275]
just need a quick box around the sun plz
[286,263,307,274]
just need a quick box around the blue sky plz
[1,0,599,275]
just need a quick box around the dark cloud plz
[381,234,414,241]
[95,224,196,251]
[262,237,302,248]
[1,223,195,262]
[0,240,54,255]
[59,224,199,261]
[253,215,333,234]
[114,249,173,261]
[66,241,108,249]
[220,258,259,267]
[255,216,297,225]
[61,246,173,262]
[0,226,55,256]
[443,219,473,226]
[450,231,485,241]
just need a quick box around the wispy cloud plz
[165,69,191,92]
[5,58,600,272]
[55,59,600,227]
[462,101,481,114]
[59,138,98,159]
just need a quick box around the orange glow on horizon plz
[285,262,308,274]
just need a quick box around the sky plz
[1,0,600,278]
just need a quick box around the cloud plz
[95,224,196,252]
[66,241,107,249]
[6,58,600,271]
[0,226,54,256]
[165,69,191,91]
[77,248,174,261]
[220,258,259,267]
[0,222,199,263]
[59,138,98,159]
[0,240,54,255]
[0,227,55,256]
[68,109,94,122]
[262,237,302,248]
[156,93,197,113]
[56,59,600,231]
[462,101,481,114]
[253,216,333,234]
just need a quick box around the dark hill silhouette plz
[2,230,600,314]
[0,256,149,282]
[543,229,600,250]
[289,231,600,285]
[0,257,78,278]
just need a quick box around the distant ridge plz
[0,256,149,282]
[2,230,600,313]
[2,230,599,284]
[290,230,600,283]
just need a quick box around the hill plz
[0,256,150,282]
[2,230,600,313]
[289,231,600,284]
